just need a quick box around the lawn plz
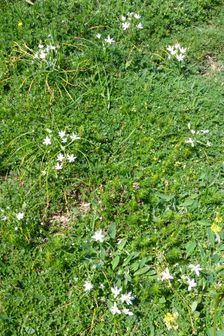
[0,0,224,335]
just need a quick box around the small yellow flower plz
[211,212,222,234]
[211,223,221,234]
[18,21,23,28]
[163,312,178,330]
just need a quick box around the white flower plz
[134,13,141,19]
[187,277,197,291]
[176,54,185,62]
[120,292,134,305]
[189,264,202,277]
[110,302,121,315]
[179,47,187,53]
[16,212,24,220]
[190,129,196,134]
[58,130,66,138]
[70,133,81,141]
[200,130,209,134]
[122,22,130,30]
[38,43,44,49]
[122,308,134,316]
[185,138,195,147]
[39,51,47,60]
[61,137,68,143]
[43,136,51,145]
[136,23,143,29]
[84,281,93,291]
[96,33,101,39]
[56,153,65,162]
[47,44,56,51]
[55,163,63,170]
[215,233,221,243]
[105,35,115,44]
[174,43,180,49]
[67,154,77,163]
[167,45,177,55]
[111,286,122,298]
[161,267,173,281]
[92,229,104,242]
[121,15,126,21]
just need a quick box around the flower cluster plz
[82,230,135,316]
[110,286,134,315]
[185,123,210,148]
[166,43,187,62]
[32,42,58,67]
[95,11,143,45]
[96,34,115,44]
[120,12,143,31]
[42,129,80,171]
[160,263,202,291]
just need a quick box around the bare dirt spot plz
[50,212,71,230]
[200,52,224,76]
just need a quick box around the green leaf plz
[134,266,151,276]
[185,240,196,257]
[112,255,120,270]
[117,238,127,250]
[191,301,197,312]
[108,223,117,239]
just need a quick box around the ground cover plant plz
[0,0,224,335]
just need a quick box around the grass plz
[0,0,224,335]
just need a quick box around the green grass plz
[1,0,224,335]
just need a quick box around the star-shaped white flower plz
[56,153,65,162]
[122,22,130,30]
[83,281,93,291]
[176,54,185,62]
[105,35,115,44]
[179,47,187,54]
[134,13,141,19]
[122,308,134,316]
[185,138,194,147]
[161,267,173,281]
[120,292,134,305]
[174,43,180,49]
[167,45,176,55]
[43,136,51,145]
[55,163,63,170]
[187,277,197,291]
[110,302,121,315]
[188,264,202,277]
[61,137,68,143]
[39,51,47,60]
[70,133,81,141]
[111,286,122,298]
[92,229,104,242]
[67,154,77,163]
[136,23,143,29]
[16,212,24,220]
[58,130,66,138]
